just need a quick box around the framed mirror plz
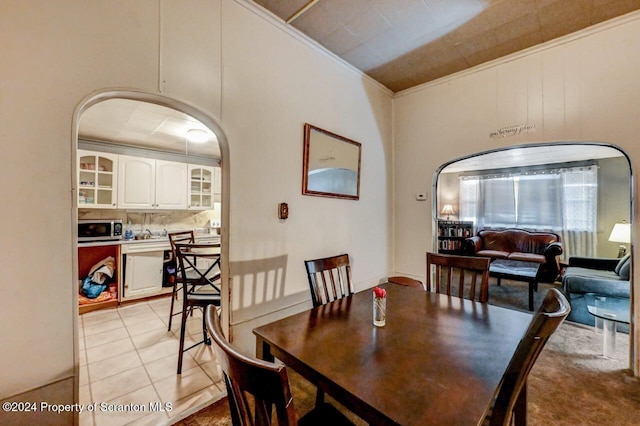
[302,123,362,200]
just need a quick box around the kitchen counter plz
[78,231,220,247]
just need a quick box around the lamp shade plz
[608,223,631,244]
[440,204,455,215]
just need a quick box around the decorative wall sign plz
[489,124,536,139]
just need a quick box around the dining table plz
[253,283,533,425]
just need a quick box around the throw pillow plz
[618,256,631,280]
[615,253,631,275]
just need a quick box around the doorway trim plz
[70,88,231,406]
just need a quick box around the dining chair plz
[303,253,354,407]
[166,230,195,331]
[204,305,354,426]
[304,254,354,308]
[484,288,570,426]
[175,242,221,374]
[388,276,423,288]
[426,252,491,303]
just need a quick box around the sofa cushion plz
[476,249,509,259]
[618,257,631,280]
[614,253,631,274]
[507,252,546,264]
[563,267,630,298]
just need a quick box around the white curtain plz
[459,165,597,259]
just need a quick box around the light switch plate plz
[416,193,427,201]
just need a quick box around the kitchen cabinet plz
[121,243,165,300]
[77,150,118,208]
[118,156,187,209]
[188,165,217,210]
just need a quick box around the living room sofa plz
[562,255,630,333]
[465,228,563,282]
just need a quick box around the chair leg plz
[315,388,324,408]
[167,282,177,331]
[202,310,211,346]
[177,303,189,374]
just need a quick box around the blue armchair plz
[561,254,630,333]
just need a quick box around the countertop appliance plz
[78,219,123,242]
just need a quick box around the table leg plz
[528,281,535,311]
[602,315,617,358]
[255,336,274,362]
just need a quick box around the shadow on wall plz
[230,254,307,324]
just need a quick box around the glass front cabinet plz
[78,150,118,208]
[188,165,216,210]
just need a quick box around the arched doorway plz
[433,142,634,369]
[71,90,230,421]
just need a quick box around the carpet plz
[177,280,640,425]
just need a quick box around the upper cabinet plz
[188,165,217,210]
[78,150,118,208]
[118,156,187,210]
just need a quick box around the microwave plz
[78,219,123,242]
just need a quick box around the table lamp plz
[608,222,631,258]
[440,204,455,220]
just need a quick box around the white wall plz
[0,0,392,410]
[393,12,640,372]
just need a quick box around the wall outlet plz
[416,193,427,201]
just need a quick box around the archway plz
[433,142,634,369]
[70,90,231,416]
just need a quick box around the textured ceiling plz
[254,0,640,92]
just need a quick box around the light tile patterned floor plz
[79,296,226,426]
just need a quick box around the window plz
[460,164,597,257]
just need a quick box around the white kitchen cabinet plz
[118,156,187,209]
[188,165,216,210]
[78,150,118,208]
[122,246,164,300]
[213,167,221,202]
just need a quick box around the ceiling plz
[253,0,640,92]
[78,99,220,159]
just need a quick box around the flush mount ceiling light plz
[186,128,209,143]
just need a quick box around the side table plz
[584,293,630,358]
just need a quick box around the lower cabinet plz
[123,251,164,300]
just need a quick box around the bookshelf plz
[437,220,474,254]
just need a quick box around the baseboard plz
[0,377,75,426]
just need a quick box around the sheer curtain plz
[459,165,597,259]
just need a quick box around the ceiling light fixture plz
[186,129,208,143]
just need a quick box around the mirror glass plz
[302,123,361,200]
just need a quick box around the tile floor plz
[79,296,226,426]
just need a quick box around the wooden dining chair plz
[304,254,354,308]
[426,252,491,303]
[484,288,570,426]
[166,230,195,331]
[303,253,354,407]
[204,305,354,426]
[175,242,221,374]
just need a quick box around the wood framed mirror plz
[302,123,361,200]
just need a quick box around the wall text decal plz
[489,124,536,139]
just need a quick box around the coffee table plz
[584,293,630,358]
[489,259,541,311]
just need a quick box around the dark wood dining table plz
[253,283,533,425]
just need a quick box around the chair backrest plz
[168,230,195,261]
[205,305,298,426]
[488,288,570,426]
[426,252,490,303]
[174,242,222,294]
[304,254,354,307]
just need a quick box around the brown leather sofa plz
[465,229,563,282]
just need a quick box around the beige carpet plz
[177,281,640,425]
